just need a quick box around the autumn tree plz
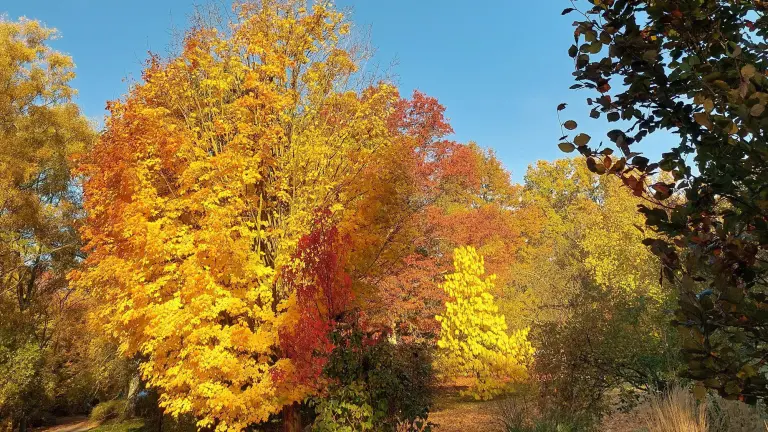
[510,160,679,419]
[435,246,534,400]
[561,0,768,401]
[73,1,406,430]
[0,18,95,431]
[343,91,530,343]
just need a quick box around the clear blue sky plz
[4,1,668,181]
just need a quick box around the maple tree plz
[342,90,529,343]
[279,211,352,393]
[73,1,401,429]
[7,0,752,429]
[435,246,534,400]
[0,18,96,431]
[562,0,768,401]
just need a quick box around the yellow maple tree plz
[435,246,534,400]
[72,1,398,430]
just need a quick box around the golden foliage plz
[73,1,398,429]
[0,17,95,422]
[435,246,534,400]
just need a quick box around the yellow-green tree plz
[507,159,679,419]
[0,18,95,431]
[435,246,534,400]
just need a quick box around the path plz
[35,416,100,432]
[430,385,503,432]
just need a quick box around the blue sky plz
[3,1,669,181]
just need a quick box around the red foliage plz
[279,211,353,388]
[388,90,454,143]
[345,90,533,342]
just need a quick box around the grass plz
[602,386,768,432]
[88,419,146,432]
[642,386,708,432]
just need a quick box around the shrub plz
[707,397,766,432]
[496,393,595,432]
[312,316,435,431]
[90,400,129,423]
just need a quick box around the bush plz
[707,396,766,432]
[312,316,435,431]
[90,400,129,423]
[496,393,595,432]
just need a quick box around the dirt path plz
[430,404,502,432]
[430,385,503,432]
[35,416,100,432]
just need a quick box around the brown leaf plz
[742,64,757,80]
[611,157,626,173]
[703,98,714,113]
[694,112,712,130]
[574,133,591,146]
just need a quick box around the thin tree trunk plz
[125,367,141,418]
[282,403,301,432]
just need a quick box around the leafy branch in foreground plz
[561,0,768,401]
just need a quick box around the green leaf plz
[643,50,658,62]
[558,142,576,153]
[607,112,620,122]
[587,42,603,54]
[693,383,707,401]
[724,381,742,395]
[712,80,730,91]
[729,42,742,58]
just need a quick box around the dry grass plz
[642,386,708,432]
[430,383,768,432]
[601,386,768,432]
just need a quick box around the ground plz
[38,386,502,432]
[430,384,503,432]
[34,417,100,432]
[37,418,145,432]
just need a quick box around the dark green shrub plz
[312,316,434,431]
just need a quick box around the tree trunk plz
[281,403,301,432]
[18,415,27,432]
[125,367,141,418]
